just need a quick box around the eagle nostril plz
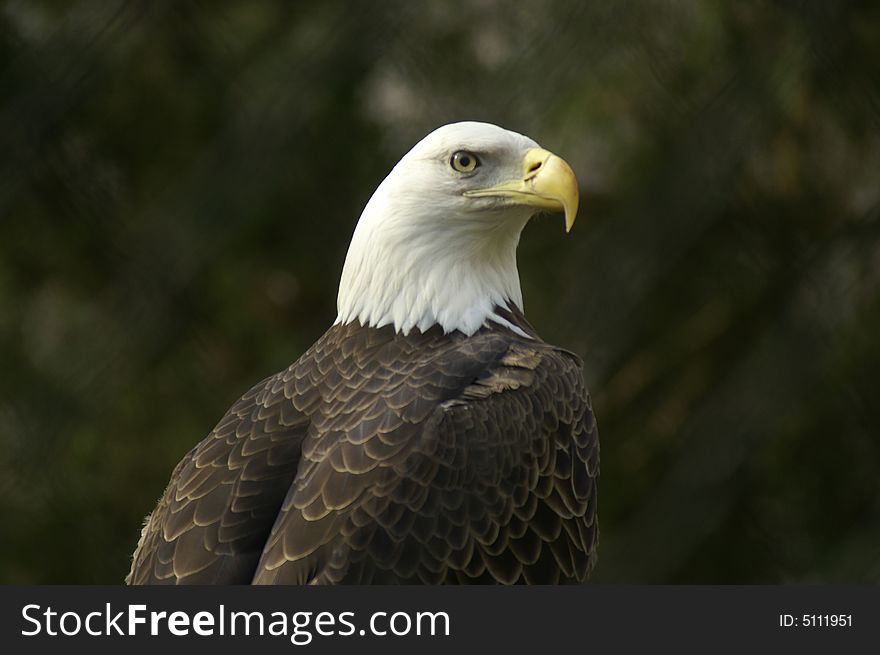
[526,160,543,175]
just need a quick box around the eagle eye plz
[450,151,479,173]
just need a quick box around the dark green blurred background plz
[2,0,879,584]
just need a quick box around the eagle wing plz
[252,336,599,584]
[126,372,310,584]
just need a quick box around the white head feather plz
[336,122,544,337]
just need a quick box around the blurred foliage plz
[1,0,878,583]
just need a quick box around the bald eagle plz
[127,122,598,585]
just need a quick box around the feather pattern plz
[127,306,598,585]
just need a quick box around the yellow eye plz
[450,151,479,173]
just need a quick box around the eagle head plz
[336,122,579,337]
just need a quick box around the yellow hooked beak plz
[463,148,579,232]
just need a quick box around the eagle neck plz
[335,206,528,337]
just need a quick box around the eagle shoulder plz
[126,370,310,584]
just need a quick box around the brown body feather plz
[127,307,598,584]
